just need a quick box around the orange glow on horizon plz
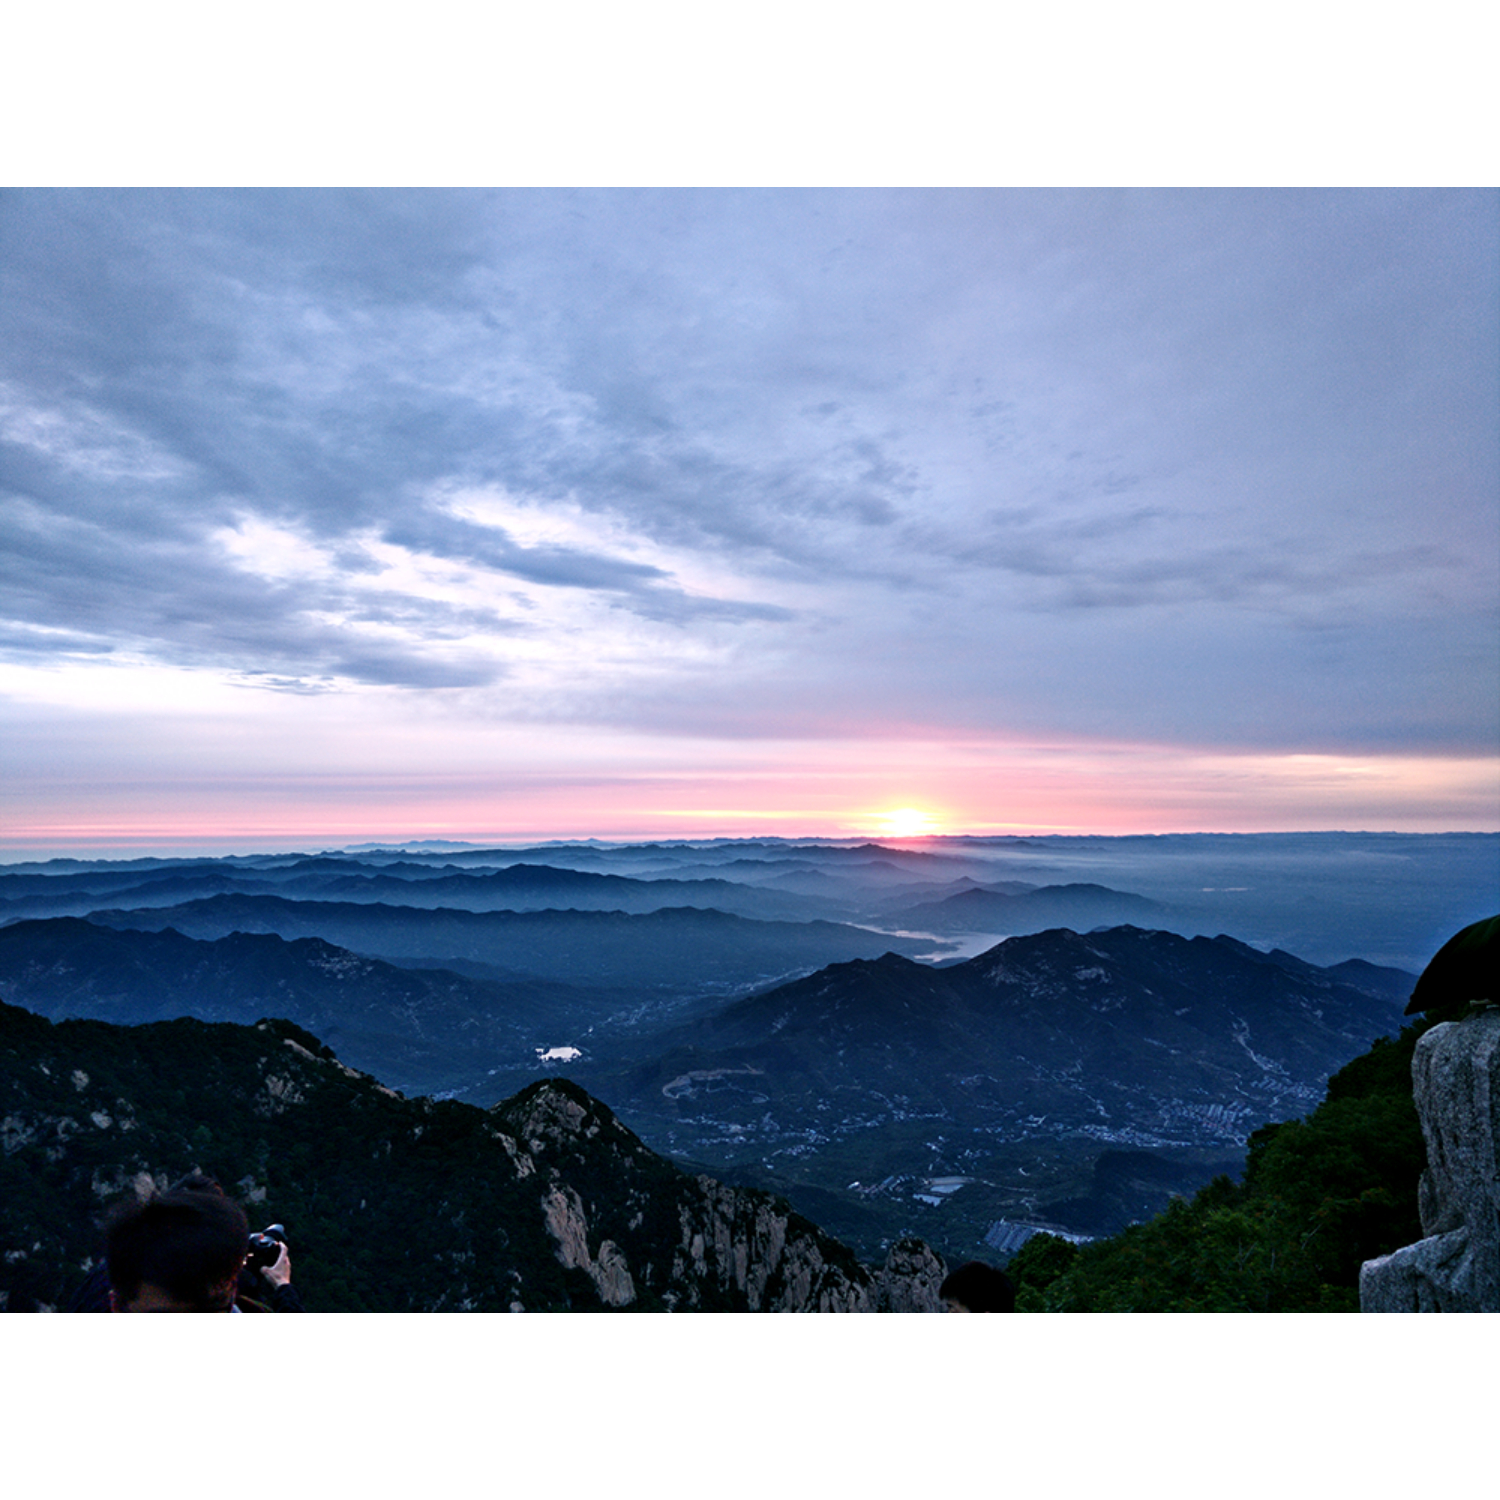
[868,807,944,838]
[1,738,1494,860]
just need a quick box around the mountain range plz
[0,906,1414,1263]
[8,830,1495,969]
[566,924,1411,1252]
[81,895,948,994]
[4,832,1488,1267]
[0,916,582,1096]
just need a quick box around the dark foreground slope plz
[0,1000,943,1312]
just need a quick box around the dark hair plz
[939,1260,1016,1312]
[105,1189,249,1310]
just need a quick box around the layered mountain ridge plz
[80,895,947,993]
[0,916,582,1095]
[5,832,1488,1267]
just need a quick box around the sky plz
[1,187,1496,853]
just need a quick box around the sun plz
[872,807,942,838]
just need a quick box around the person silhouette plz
[938,1260,1016,1312]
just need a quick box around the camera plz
[246,1223,287,1270]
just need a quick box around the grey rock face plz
[872,1237,949,1313]
[1360,1010,1500,1312]
[511,1079,947,1311]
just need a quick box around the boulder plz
[1359,1009,1500,1312]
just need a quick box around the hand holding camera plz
[246,1223,292,1286]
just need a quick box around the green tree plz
[1036,1020,1432,1311]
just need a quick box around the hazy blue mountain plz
[82,894,949,993]
[881,881,1167,934]
[0,916,606,1095]
[7,831,1493,970]
[3,857,856,922]
[263,863,862,922]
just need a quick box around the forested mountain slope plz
[0,1000,944,1313]
[1005,1018,1439,1310]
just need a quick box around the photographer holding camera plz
[67,1174,305,1312]
[239,1222,303,1312]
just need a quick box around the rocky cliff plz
[1359,1008,1500,1312]
[499,1079,945,1311]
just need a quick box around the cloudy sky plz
[1,187,1495,852]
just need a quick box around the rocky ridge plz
[0,999,942,1312]
[503,1079,945,1312]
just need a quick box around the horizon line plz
[2,825,1497,866]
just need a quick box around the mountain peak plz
[493,1076,632,1153]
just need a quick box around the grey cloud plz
[964,526,1469,617]
[1070,542,1470,617]
[0,188,1494,754]
[326,543,388,576]
[380,505,796,625]
[601,598,1498,757]
[345,596,523,638]
[319,651,502,690]
[0,623,115,657]
[2,191,940,578]
[0,489,511,689]
[224,643,506,691]
[607,590,796,627]
[382,510,670,591]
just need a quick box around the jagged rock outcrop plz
[537,1168,945,1312]
[503,1077,944,1311]
[1359,1009,1500,1312]
[542,1184,639,1306]
[873,1236,949,1312]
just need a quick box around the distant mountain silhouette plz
[882,881,1167,934]
[268,863,859,922]
[2,859,856,923]
[82,895,945,992]
[0,916,585,1094]
[8,831,1490,972]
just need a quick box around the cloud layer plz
[1,189,1495,841]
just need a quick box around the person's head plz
[939,1260,1016,1312]
[105,1187,250,1312]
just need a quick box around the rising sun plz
[872,807,943,838]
